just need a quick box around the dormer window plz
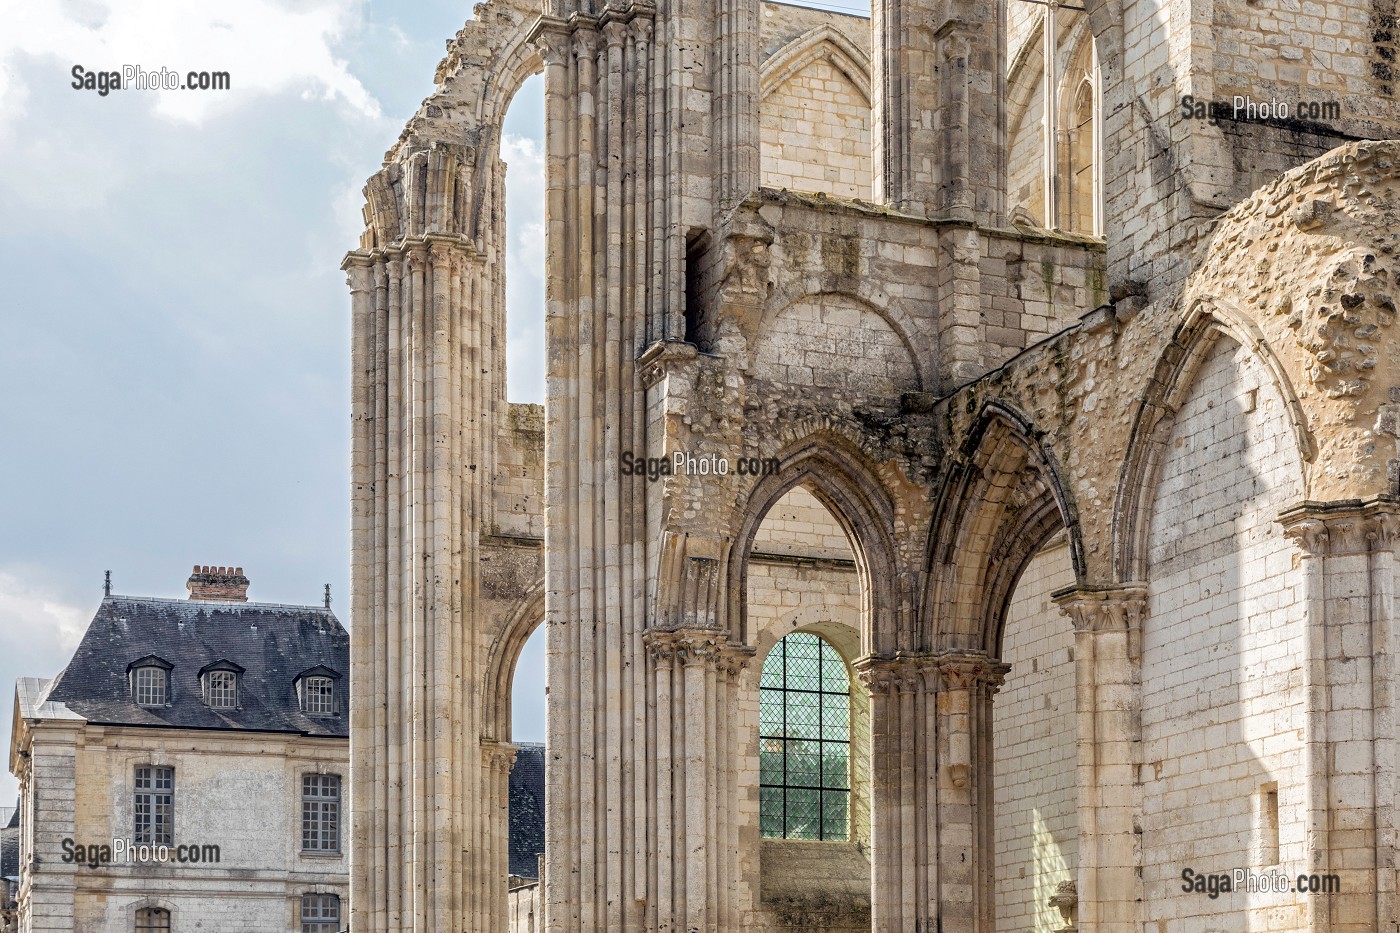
[127,656,174,708]
[295,666,342,717]
[135,669,167,707]
[304,677,334,715]
[199,659,245,710]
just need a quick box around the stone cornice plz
[1279,497,1400,555]
[1052,584,1149,633]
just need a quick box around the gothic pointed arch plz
[926,402,1085,653]
[724,435,903,656]
[482,578,547,743]
[1113,298,1313,582]
[760,25,872,105]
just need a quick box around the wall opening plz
[1004,3,1102,235]
[742,482,871,931]
[503,73,546,406]
[992,531,1078,932]
[507,620,547,921]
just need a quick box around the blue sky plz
[0,0,549,800]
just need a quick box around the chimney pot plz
[187,564,250,602]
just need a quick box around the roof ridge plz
[104,594,335,613]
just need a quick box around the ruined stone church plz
[342,0,1400,927]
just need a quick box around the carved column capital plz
[1280,498,1400,555]
[643,626,750,670]
[934,650,1010,693]
[1053,584,1149,633]
[601,18,627,49]
[481,740,518,774]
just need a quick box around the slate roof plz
[44,596,348,737]
[508,743,546,880]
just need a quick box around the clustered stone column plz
[643,627,752,933]
[1280,499,1399,933]
[532,4,672,930]
[346,225,501,932]
[857,651,1007,933]
[1054,585,1146,933]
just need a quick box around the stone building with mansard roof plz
[9,567,349,933]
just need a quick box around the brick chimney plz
[187,565,250,602]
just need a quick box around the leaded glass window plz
[759,631,850,840]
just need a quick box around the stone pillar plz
[1054,585,1146,933]
[857,651,1006,933]
[346,227,487,933]
[643,628,752,933]
[1280,499,1399,933]
[872,0,1002,223]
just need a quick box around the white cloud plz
[0,568,89,663]
[501,132,548,404]
[0,568,92,800]
[0,0,380,126]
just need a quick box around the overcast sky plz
[0,0,549,802]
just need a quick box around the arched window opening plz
[507,620,547,894]
[1004,1,1102,235]
[760,631,852,840]
[744,480,871,924]
[503,73,546,406]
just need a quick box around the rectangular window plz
[134,766,174,846]
[135,668,167,707]
[304,677,335,715]
[302,774,341,853]
[206,670,237,709]
[301,893,340,933]
[135,906,171,932]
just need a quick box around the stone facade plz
[8,577,349,932]
[344,0,1400,929]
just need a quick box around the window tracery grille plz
[759,631,850,840]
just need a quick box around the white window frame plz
[205,669,238,709]
[302,676,335,716]
[134,766,174,846]
[301,774,341,853]
[133,667,168,707]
